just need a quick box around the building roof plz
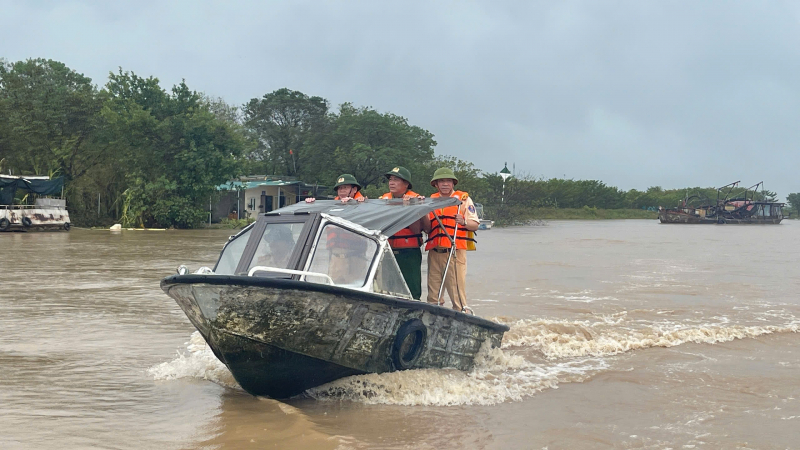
[217,180,302,190]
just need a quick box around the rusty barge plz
[161,198,508,399]
[0,175,71,232]
[658,181,785,225]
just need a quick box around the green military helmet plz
[384,166,413,190]
[430,167,459,187]
[333,174,362,190]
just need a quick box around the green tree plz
[309,103,436,189]
[243,88,329,177]
[0,58,105,180]
[104,70,246,228]
[786,193,800,218]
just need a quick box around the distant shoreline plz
[488,207,658,226]
[530,207,658,220]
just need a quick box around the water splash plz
[148,332,239,389]
[149,317,800,406]
[306,342,607,406]
[501,317,800,359]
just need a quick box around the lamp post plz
[500,162,512,203]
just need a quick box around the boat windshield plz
[248,222,306,275]
[214,228,253,275]
[372,246,412,298]
[305,223,378,287]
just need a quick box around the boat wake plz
[306,345,606,406]
[150,316,800,406]
[147,332,239,390]
[499,316,800,359]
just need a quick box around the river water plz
[1,220,798,449]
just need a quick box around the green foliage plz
[787,193,800,218]
[1,58,788,229]
[304,103,437,188]
[219,217,255,229]
[532,208,658,220]
[120,177,207,228]
[103,71,246,228]
[243,88,329,177]
[0,58,106,181]
[1,61,248,228]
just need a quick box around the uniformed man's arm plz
[409,218,422,235]
[459,198,480,232]
[421,213,432,233]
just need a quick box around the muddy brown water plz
[1,221,798,449]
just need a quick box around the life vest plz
[334,191,364,201]
[380,190,423,249]
[326,191,367,252]
[425,190,476,251]
[326,223,367,253]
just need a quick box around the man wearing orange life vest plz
[379,166,425,299]
[304,174,366,203]
[304,174,368,283]
[421,167,480,313]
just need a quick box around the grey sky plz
[2,1,798,199]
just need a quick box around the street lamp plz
[500,162,512,203]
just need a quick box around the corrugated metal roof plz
[217,180,302,190]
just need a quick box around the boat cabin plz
[203,198,459,300]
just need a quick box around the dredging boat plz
[0,175,71,232]
[161,197,508,399]
[658,181,785,225]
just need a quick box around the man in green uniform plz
[379,166,424,299]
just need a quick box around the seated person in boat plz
[302,221,376,286]
[251,225,296,270]
[325,224,372,285]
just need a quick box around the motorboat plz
[161,197,508,399]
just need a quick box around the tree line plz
[1,58,796,227]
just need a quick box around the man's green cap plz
[384,166,413,190]
[430,167,459,187]
[333,174,361,190]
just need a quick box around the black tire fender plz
[391,319,427,370]
[63,222,71,231]
[21,216,33,227]
[0,218,9,231]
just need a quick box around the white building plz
[213,176,323,222]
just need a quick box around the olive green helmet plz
[333,174,361,190]
[430,167,458,187]
[384,166,413,190]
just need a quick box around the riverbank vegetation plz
[1,58,796,227]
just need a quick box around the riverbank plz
[532,207,658,220]
[489,207,658,226]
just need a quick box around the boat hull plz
[0,207,71,231]
[162,275,508,398]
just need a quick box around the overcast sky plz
[2,1,798,199]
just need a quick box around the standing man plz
[304,174,367,283]
[305,174,365,203]
[380,166,424,299]
[422,168,480,313]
